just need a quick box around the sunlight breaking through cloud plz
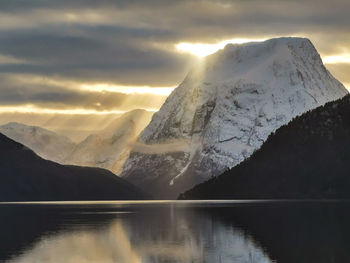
[175,38,270,57]
[343,83,350,91]
[323,54,350,64]
[0,105,157,115]
[80,83,175,96]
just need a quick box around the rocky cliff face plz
[121,37,348,198]
[180,94,350,200]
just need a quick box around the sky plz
[0,0,349,137]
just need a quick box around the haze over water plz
[1,201,349,263]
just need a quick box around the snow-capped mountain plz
[0,110,153,175]
[121,37,348,198]
[66,109,153,174]
[0,122,75,163]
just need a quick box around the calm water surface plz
[0,200,349,263]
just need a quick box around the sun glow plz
[343,83,350,91]
[175,38,269,57]
[9,75,175,96]
[323,54,350,64]
[80,83,175,96]
[0,105,158,115]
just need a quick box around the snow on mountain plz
[179,94,350,200]
[0,110,153,175]
[66,109,153,174]
[121,37,348,198]
[0,122,75,163]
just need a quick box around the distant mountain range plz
[180,94,350,199]
[121,37,348,198]
[0,133,147,201]
[0,122,75,164]
[0,109,153,175]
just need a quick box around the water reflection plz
[2,201,350,263]
[126,206,271,263]
[8,220,267,263]
[7,221,140,263]
[2,203,271,263]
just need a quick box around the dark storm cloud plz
[0,0,349,109]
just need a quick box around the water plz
[0,200,350,263]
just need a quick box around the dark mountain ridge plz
[180,94,350,199]
[0,133,147,201]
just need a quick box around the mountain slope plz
[66,109,153,174]
[121,37,348,198]
[0,133,147,201]
[0,110,153,175]
[180,94,350,199]
[0,122,75,163]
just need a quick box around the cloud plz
[326,64,350,88]
[0,0,349,114]
[0,74,168,111]
[132,139,191,154]
[0,27,191,86]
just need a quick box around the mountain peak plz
[194,37,322,86]
[121,37,348,198]
[221,37,312,52]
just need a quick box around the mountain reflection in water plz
[1,201,350,263]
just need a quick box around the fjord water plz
[1,201,349,263]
